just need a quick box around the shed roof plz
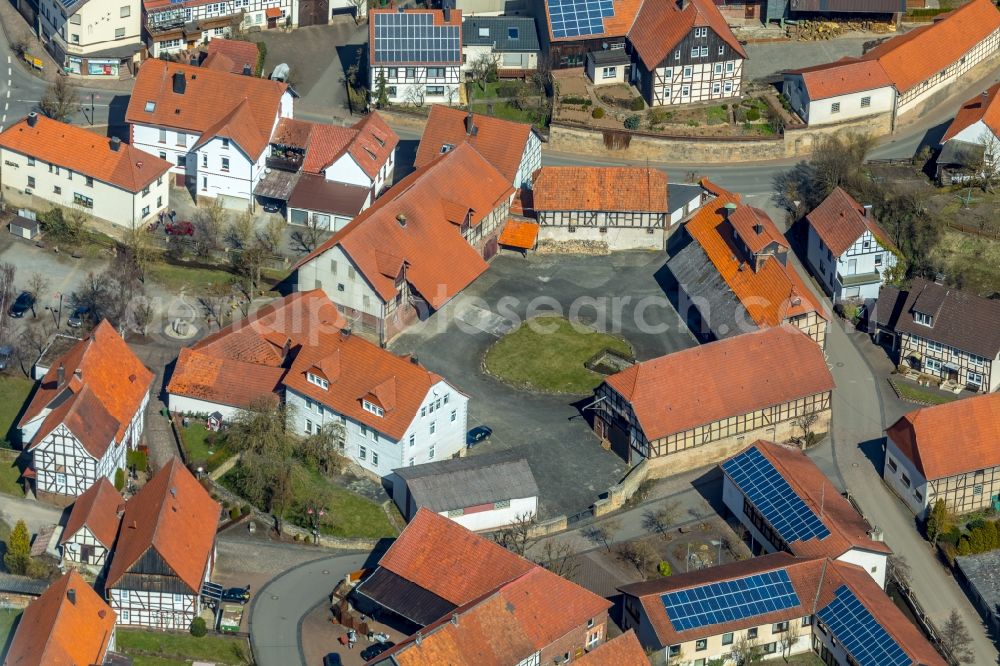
[393,451,538,512]
[533,166,668,213]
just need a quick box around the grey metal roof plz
[666,239,757,341]
[354,566,456,626]
[957,550,1000,619]
[667,183,703,216]
[0,572,49,596]
[461,16,540,52]
[393,450,538,513]
[938,140,985,168]
[588,49,630,66]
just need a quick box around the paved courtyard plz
[390,251,697,518]
[744,35,870,81]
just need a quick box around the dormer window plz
[363,400,384,417]
[914,312,933,327]
[307,372,329,389]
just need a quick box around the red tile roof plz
[942,82,1000,143]
[377,508,535,606]
[858,0,1000,94]
[5,570,116,666]
[105,458,220,595]
[629,0,746,70]
[273,113,397,179]
[725,441,892,559]
[293,143,512,308]
[685,192,825,327]
[533,166,668,213]
[727,205,788,255]
[414,106,533,184]
[886,393,1000,481]
[545,0,643,42]
[605,326,834,441]
[787,58,893,100]
[381,566,611,666]
[805,187,899,257]
[574,631,648,665]
[202,39,259,75]
[20,320,154,458]
[168,347,285,410]
[60,477,123,548]
[0,115,171,194]
[126,59,288,159]
[498,219,539,250]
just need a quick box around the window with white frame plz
[726,61,734,72]
[700,46,708,57]
[682,85,690,96]
[602,66,616,79]
[362,400,384,417]
[429,445,435,459]
[307,373,329,389]
[221,157,230,172]
[683,66,692,78]
[712,82,721,94]
[915,311,933,326]
[714,63,722,74]
[674,49,680,60]
[968,371,984,386]
[359,445,367,460]
[724,81,733,93]
[718,45,725,55]
[690,47,700,58]
[429,421,436,435]
[969,354,986,367]
[409,433,415,447]
[926,339,944,353]
[372,452,379,467]
[450,410,457,422]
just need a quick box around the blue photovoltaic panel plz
[817,586,912,666]
[548,0,615,39]
[721,446,831,543]
[373,12,461,65]
[661,569,801,632]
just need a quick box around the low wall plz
[547,111,892,163]
[594,459,651,516]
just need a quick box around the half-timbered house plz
[18,320,154,505]
[884,393,1000,519]
[369,9,463,106]
[591,326,834,467]
[60,477,124,571]
[532,166,669,249]
[105,458,220,629]
[627,0,746,107]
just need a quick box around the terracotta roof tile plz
[574,630,647,665]
[5,570,116,666]
[60,477,123,548]
[604,326,834,441]
[683,192,825,327]
[414,106,532,184]
[886,393,1000,481]
[202,39,259,75]
[859,0,1000,94]
[20,320,154,455]
[788,59,893,100]
[727,205,788,255]
[167,347,285,410]
[498,219,539,249]
[628,0,746,70]
[544,0,643,42]
[126,59,287,159]
[105,458,220,595]
[0,115,171,193]
[293,143,512,308]
[805,187,899,256]
[533,166,668,213]
[942,82,1000,142]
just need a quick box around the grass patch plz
[889,378,959,405]
[470,102,549,130]
[147,263,235,291]
[706,105,728,125]
[931,227,1000,298]
[0,451,24,496]
[484,315,632,394]
[0,375,35,447]
[180,424,232,472]
[468,81,503,101]
[116,629,250,665]
[0,608,21,657]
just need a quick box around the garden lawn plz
[470,102,549,129]
[0,451,23,496]
[484,315,632,394]
[116,629,250,665]
[180,424,231,472]
[288,467,397,539]
[889,378,958,405]
[147,263,234,292]
[468,81,503,101]
[0,375,35,446]
[0,608,21,656]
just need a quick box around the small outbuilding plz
[9,211,39,240]
[207,411,224,432]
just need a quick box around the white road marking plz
[3,103,7,111]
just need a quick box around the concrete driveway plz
[743,35,871,81]
[389,251,697,518]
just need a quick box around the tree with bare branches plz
[39,77,79,122]
[779,622,801,660]
[642,501,681,538]
[533,540,580,581]
[616,540,658,578]
[582,520,620,552]
[491,512,537,556]
[27,272,49,319]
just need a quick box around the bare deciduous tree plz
[491,512,537,556]
[200,283,236,330]
[971,129,1000,194]
[616,540,658,578]
[730,634,763,666]
[402,84,426,108]
[27,272,49,319]
[533,540,580,582]
[469,53,499,91]
[226,210,256,250]
[791,411,820,447]
[642,501,681,538]
[779,622,800,660]
[289,215,328,254]
[194,199,227,258]
[39,77,80,122]
[582,520,619,552]
[939,609,975,664]
[256,216,284,255]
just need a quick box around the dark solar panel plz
[721,446,831,543]
[817,586,912,666]
[661,569,801,631]
[549,0,615,38]
[373,12,461,64]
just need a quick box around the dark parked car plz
[67,305,90,328]
[8,291,34,318]
[221,586,250,604]
[467,426,493,446]
[262,200,282,213]
[360,642,395,661]
[322,654,342,666]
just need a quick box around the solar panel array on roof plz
[817,585,912,666]
[722,446,831,543]
[548,0,615,38]
[373,12,461,65]
[661,569,801,631]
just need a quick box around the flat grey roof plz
[461,16,540,52]
[957,550,1000,617]
[588,48,630,66]
[393,450,538,512]
[667,183,703,215]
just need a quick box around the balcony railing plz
[266,153,303,172]
[837,271,882,288]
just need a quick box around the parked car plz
[8,291,34,318]
[0,346,12,370]
[67,305,90,328]
[360,642,395,661]
[262,200,283,214]
[221,586,251,604]
[165,221,195,236]
[322,654,343,666]
[466,426,493,446]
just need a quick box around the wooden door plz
[298,0,330,27]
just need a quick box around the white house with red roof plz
[18,321,154,505]
[804,187,900,301]
[369,9,463,106]
[782,59,896,126]
[125,60,293,205]
[938,83,1000,181]
[0,114,171,228]
[143,0,293,58]
[59,477,124,570]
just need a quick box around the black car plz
[67,305,90,328]
[466,426,493,446]
[262,201,283,214]
[360,642,395,661]
[8,291,33,318]
[322,654,343,666]
[221,586,250,604]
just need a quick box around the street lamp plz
[305,505,326,543]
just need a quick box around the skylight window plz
[508,27,518,39]
[479,27,489,37]
[144,101,156,112]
